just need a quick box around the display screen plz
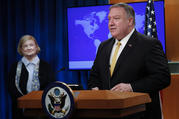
[67,1,165,70]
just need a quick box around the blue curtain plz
[0,0,109,118]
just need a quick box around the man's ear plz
[128,17,134,26]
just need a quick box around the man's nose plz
[108,19,114,26]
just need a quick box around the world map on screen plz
[75,11,145,54]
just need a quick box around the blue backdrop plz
[0,0,108,118]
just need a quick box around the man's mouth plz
[110,28,116,31]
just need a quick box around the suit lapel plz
[113,30,138,75]
[105,38,115,78]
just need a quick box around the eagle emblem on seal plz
[42,81,74,119]
[46,88,70,117]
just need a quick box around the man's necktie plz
[110,41,121,76]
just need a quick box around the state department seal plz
[42,81,75,119]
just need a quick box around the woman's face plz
[21,39,38,58]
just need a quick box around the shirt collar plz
[21,55,40,66]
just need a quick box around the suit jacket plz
[88,30,171,119]
[8,59,55,100]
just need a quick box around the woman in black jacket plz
[8,35,55,119]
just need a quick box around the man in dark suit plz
[88,3,170,119]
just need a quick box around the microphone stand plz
[56,67,83,90]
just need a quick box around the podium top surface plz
[18,90,151,109]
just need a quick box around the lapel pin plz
[128,44,132,47]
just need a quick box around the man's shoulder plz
[136,31,157,41]
[133,31,164,53]
[135,31,160,45]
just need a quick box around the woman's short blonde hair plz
[17,35,41,56]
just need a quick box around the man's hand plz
[111,83,133,92]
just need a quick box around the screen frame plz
[67,1,166,70]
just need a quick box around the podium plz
[18,90,151,118]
